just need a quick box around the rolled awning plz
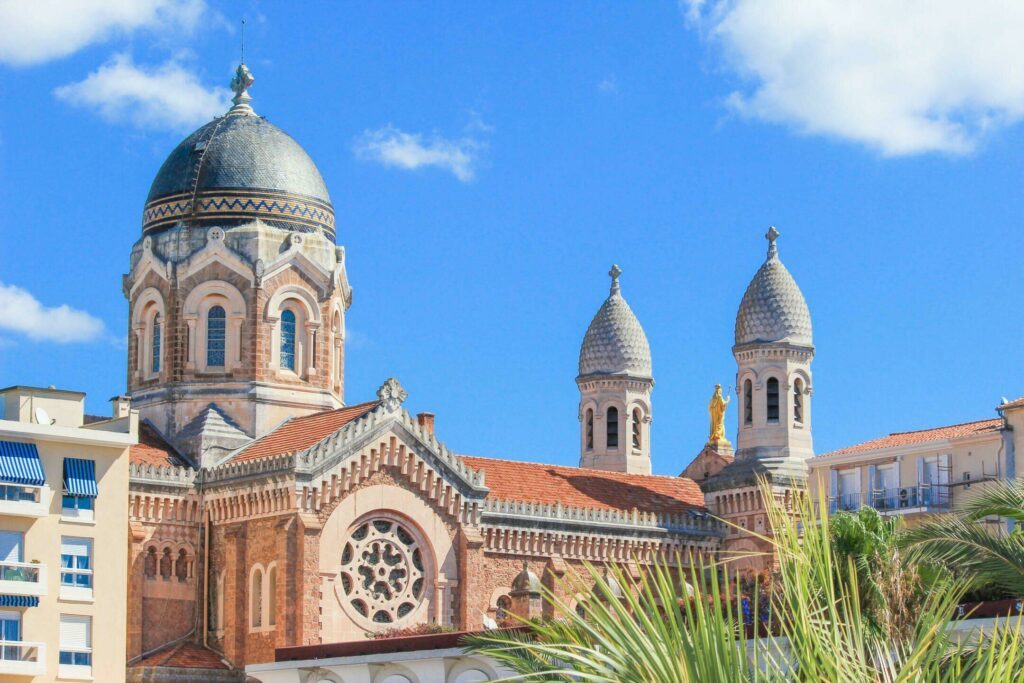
[62,458,98,498]
[0,595,38,607]
[0,441,45,487]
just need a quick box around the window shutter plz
[0,532,23,562]
[867,465,877,501]
[60,537,90,559]
[829,469,838,498]
[60,615,91,649]
[916,457,924,485]
[940,453,951,484]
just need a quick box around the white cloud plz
[684,1,1024,155]
[54,54,230,132]
[0,0,206,66]
[598,75,619,95]
[354,125,485,182]
[0,282,105,344]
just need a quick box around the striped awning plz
[63,458,98,498]
[0,441,45,487]
[0,595,38,607]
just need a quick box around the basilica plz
[124,64,817,679]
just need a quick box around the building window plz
[766,378,780,423]
[61,494,94,520]
[585,409,594,451]
[280,309,297,371]
[152,314,162,374]
[60,537,93,598]
[606,407,619,449]
[267,564,277,627]
[743,379,753,425]
[793,378,804,424]
[206,305,226,367]
[144,546,157,579]
[339,518,427,627]
[632,408,642,449]
[59,615,92,675]
[496,595,511,621]
[0,611,21,662]
[251,566,264,630]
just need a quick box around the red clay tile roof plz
[229,401,380,463]
[821,418,1002,458]
[131,423,190,468]
[134,641,230,670]
[460,455,705,513]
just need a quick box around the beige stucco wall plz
[0,416,133,683]
[808,429,1006,521]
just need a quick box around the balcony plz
[0,561,47,597]
[0,640,46,676]
[0,484,50,519]
[829,485,952,515]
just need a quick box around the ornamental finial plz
[376,377,408,413]
[229,62,255,114]
[765,226,779,260]
[609,264,622,295]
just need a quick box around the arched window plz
[175,549,189,582]
[793,378,804,424]
[152,314,162,373]
[766,378,780,423]
[267,564,277,627]
[159,547,172,580]
[496,595,511,621]
[144,547,157,579]
[743,379,753,425]
[585,409,594,451]
[251,567,264,629]
[632,408,642,449]
[206,306,226,367]
[606,407,619,449]
[280,309,297,371]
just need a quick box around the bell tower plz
[577,265,653,475]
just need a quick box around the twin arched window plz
[250,563,277,631]
[206,306,226,367]
[606,407,619,449]
[280,309,297,371]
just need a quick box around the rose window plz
[339,519,426,625]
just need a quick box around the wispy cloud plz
[353,124,487,183]
[684,0,1024,155]
[0,282,106,344]
[0,0,207,67]
[54,54,230,132]
[597,75,619,95]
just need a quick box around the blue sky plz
[1,1,1023,474]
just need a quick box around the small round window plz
[339,517,427,626]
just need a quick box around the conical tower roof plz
[578,265,652,378]
[734,228,812,348]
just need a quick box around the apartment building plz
[0,386,134,682]
[809,397,1023,525]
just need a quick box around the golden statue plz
[707,384,731,449]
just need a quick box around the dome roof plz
[578,265,652,379]
[510,563,543,595]
[734,228,812,347]
[142,64,335,240]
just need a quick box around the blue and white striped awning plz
[0,441,45,487]
[63,458,97,498]
[0,595,38,607]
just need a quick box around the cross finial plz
[609,264,622,294]
[765,226,779,260]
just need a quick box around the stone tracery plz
[339,518,427,626]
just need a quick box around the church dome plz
[510,564,543,595]
[734,228,812,348]
[142,64,335,240]
[578,265,652,379]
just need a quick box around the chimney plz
[111,395,132,419]
[416,412,435,435]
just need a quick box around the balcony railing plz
[0,640,46,676]
[829,485,952,514]
[0,561,47,596]
[0,484,49,518]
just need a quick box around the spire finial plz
[229,62,255,114]
[765,226,779,260]
[609,264,622,295]
[240,18,246,64]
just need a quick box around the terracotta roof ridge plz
[459,454,697,483]
[294,399,381,422]
[887,417,1001,437]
